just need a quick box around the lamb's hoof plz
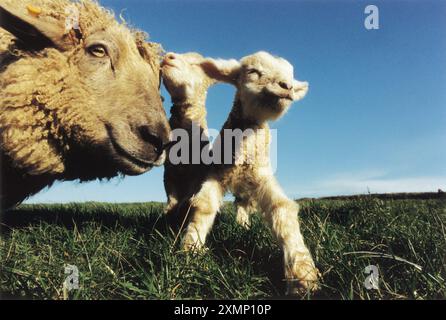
[285,260,320,296]
[183,241,209,255]
[236,213,251,230]
[236,219,251,230]
[285,278,319,296]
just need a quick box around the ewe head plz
[202,51,309,122]
[0,0,170,180]
[161,52,217,104]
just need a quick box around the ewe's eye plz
[87,44,108,58]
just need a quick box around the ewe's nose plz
[138,125,170,156]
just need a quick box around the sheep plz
[161,51,254,230]
[179,51,320,293]
[0,0,171,209]
[161,52,219,226]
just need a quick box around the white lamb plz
[162,51,256,230]
[161,52,220,227]
[181,51,320,293]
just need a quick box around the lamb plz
[161,52,254,230]
[179,51,320,293]
[0,0,171,209]
[161,52,218,226]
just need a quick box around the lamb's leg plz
[165,193,179,215]
[235,196,254,229]
[256,176,319,293]
[164,170,187,231]
[236,205,251,229]
[164,170,179,215]
[182,179,224,251]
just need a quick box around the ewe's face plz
[162,52,213,103]
[0,1,171,184]
[73,25,170,177]
[238,52,309,122]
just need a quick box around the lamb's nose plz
[279,81,292,90]
[165,53,176,61]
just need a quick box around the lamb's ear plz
[0,3,72,50]
[201,58,241,84]
[292,80,309,101]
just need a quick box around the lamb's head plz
[202,51,309,122]
[161,52,216,104]
[0,0,170,180]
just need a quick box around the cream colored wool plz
[0,0,169,208]
[161,52,218,222]
[179,52,320,293]
[161,52,256,229]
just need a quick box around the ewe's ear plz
[0,3,72,50]
[292,80,309,101]
[201,58,241,85]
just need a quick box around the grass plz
[0,197,445,300]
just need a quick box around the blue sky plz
[27,0,446,203]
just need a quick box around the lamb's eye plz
[247,69,262,77]
[87,44,108,58]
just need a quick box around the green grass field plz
[1,196,445,300]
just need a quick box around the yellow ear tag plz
[27,5,42,17]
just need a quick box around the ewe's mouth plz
[110,137,154,170]
[106,126,154,171]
